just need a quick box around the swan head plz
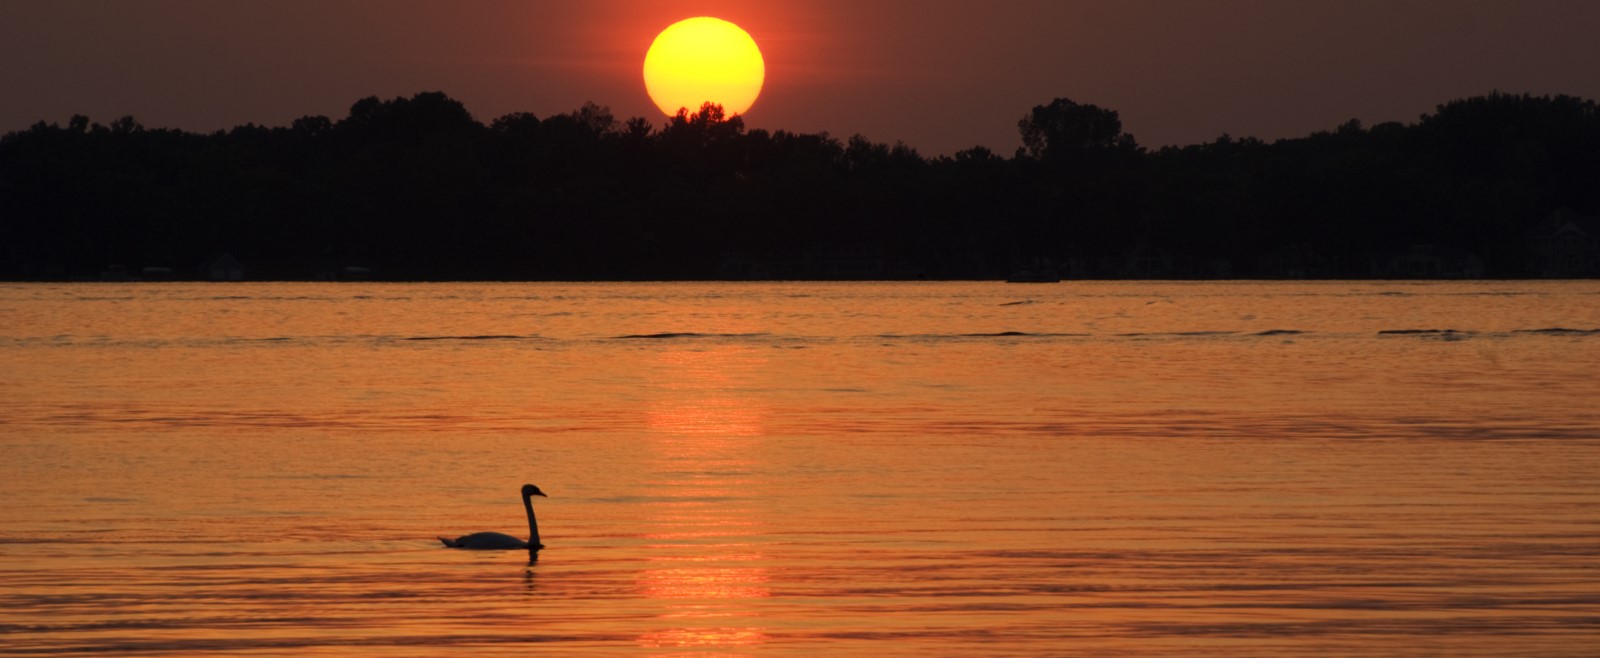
[521,484,547,498]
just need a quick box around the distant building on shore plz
[1526,207,1600,277]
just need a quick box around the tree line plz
[2,90,1597,280]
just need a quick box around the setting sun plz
[643,17,765,117]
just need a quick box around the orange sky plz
[3,0,1599,154]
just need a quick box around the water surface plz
[3,281,1599,655]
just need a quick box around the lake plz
[3,281,1599,656]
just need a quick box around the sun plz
[643,17,765,117]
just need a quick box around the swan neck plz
[523,493,541,546]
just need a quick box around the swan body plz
[439,531,529,549]
[440,484,547,550]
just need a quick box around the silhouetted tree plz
[1018,98,1139,159]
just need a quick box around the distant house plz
[1369,245,1484,279]
[202,253,245,281]
[1526,207,1600,277]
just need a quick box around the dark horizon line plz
[13,88,1598,154]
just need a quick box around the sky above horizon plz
[4,0,1599,155]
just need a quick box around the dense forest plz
[3,91,1598,280]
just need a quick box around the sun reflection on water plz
[635,345,773,651]
[639,565,772,600]
[645,398,766,437]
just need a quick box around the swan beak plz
[535,491,548,497]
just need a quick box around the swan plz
[439,484,547,550]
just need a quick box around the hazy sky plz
[4,0,1598,154]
